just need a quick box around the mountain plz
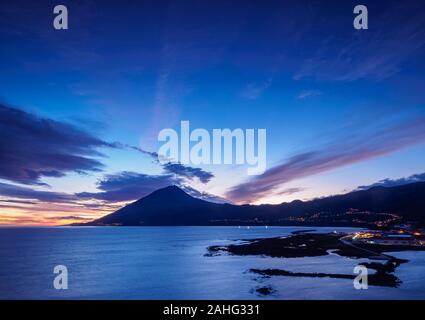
[88,186,237,226]
[85,182,425,226]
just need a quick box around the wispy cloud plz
[0,182,77,202]
[296,89,322,100]
[227,115,425,203]
[0,199,36,205]
[275,187,305,196]
[241,78,272,100]
[46,215,93,221]
[294,3,425,81]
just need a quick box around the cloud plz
[0,104,116,185]
[0,181,121,215]
[163,163,214,183]
[294,3,425,81]
[75,170,221,203]
[0,182,77,202]
[179,185,230,204]
[0,111,215,203]
[357,172,425,190]
[76,171,181,202]
[130,146,215,184]
[126,145,160,159]
[296,90,322,100]
[241,78,272,100]
[46,216,93,221]
[226,116,425,203]
[275,187,305,196]
[0,199,36,205]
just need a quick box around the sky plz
[1,0,425,225]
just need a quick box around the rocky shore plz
[207,230,423,292]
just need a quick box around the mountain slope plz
[90,186,238,225]
[275,182,425,219]
[86,182,425,226]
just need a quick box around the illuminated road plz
[339,235,395,261]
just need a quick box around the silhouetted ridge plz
[85,182,425,226]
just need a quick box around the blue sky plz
[1,0,425,224]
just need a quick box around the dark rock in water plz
[251,268,354,280]
[250,268,402,288]
[363,260,407,273]
[208,232,420,260]
[209,233,346,258]
[368,272,402,288]
[255,286,275,296]
[291,229,317,235]
[208,232,418,292]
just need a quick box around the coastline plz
[207,230,425,293]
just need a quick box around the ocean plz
[1,226,425,300]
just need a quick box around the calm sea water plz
[0,226,425,300]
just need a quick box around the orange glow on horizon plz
[0,198,128,226]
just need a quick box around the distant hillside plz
[84,182,425,226]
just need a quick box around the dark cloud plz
[163,163,214,183]
[0,199,36,205]
[117,144,160,160]
[357,173,425,190]
[76,171,181,202]
[130,145,215,184]
[0,168,215,207]
[227,116,425,203]
[0,104,214,208]
[75,170,221,203]
[0,104,116,185]
[0,182,76,202]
